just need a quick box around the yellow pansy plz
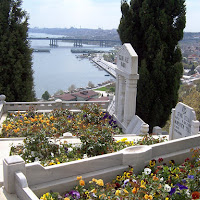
[115,190,121,196]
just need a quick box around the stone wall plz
[3,134,200,200]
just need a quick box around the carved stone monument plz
[169,102,200,140]
[114,43,145,134]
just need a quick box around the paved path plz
[0,187,19,200]
[92,57,117,78]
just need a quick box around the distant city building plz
[54,90,99,101]
[54,93,77,101]
[72,90,99,101]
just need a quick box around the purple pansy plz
[175,183,188,190]
[65,190,80,199]
[187,175,194,179]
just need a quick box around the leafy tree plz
[88,81,95,88]
[54,89,64,96]
[68,84,76,92]
[118,0,186,131]
[42,91,51,100]
[0,0,35,101]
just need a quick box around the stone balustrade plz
[2,100,110,114]
[3,134,200,200]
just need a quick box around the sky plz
[22,0,199,32]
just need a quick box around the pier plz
[92,57,117,78]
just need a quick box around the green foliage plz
[95,83,115,94]
[194,79,200,93]
[10,131,82,166]
[0,0,35,101]
[182,87,200,121]
[118,0,186,131]
[42,91,51,100]
[103,53,115,63]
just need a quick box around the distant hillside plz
[29,28,199,42]
[183,32,200,40]
[29,27,120,41]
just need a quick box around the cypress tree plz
[0,0,35,101]
[118,0,186,131]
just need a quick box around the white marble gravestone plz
[114,43,145,134]
[169,102,200,140]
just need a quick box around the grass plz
[94,87,107,91]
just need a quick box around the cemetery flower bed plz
[40,148,200,200]
[1,104,122,138]
[2,104,167,166]
[10,132,166,166]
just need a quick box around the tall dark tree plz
[118,0,186,131]
[0,0,35,101]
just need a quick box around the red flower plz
[192,191,200,199]
[158,158,163,163]
[115,183,121,189]
[185,157,190,162]
[180,168,186,173]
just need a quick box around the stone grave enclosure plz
[169,102,200,140]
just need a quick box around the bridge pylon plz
[49,39,58,47]
[74,39,83,47]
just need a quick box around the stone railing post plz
[140,123,149,135]
[0,94,6,103]
[191,120,200,135]
[3,155,26,194]
[54,99,63,109]
[117,75,125,122]
[0,94,6,118]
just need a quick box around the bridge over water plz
[28,37,121,47]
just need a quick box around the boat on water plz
[71,48,106,54]
[33,49,50,53]
[105,74,110,76]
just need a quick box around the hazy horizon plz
[22,0,200,32]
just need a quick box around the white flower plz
[51,152,54,157]
[164,184,171,192]
[186,189,190,197]
[160,177,164,182]
[83,154,88,159]
[144,168,151,175]
[132,179,137,183]
[35,157,39,161]
[68,147,73,152]
[34,157,41,164]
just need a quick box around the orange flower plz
[132,187,137,194]
[158,184,162,189]
[14,129,18,133]
[96,179,104,186]
[153,175,159,181]
[144,194,153,200]
[77,176,82,180]
[79,179,85,186]
[92,178,97,182]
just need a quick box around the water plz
[29,33,114,98]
